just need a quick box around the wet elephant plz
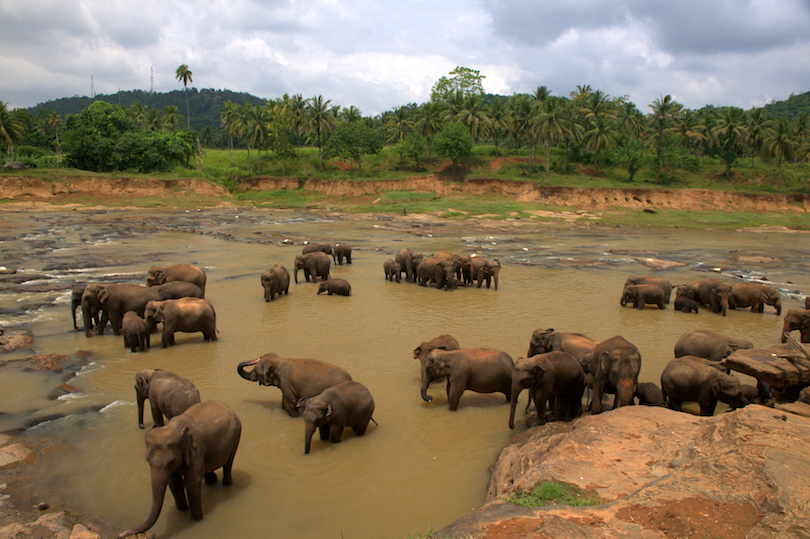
[674,330,753,361]
[729,282,782,315]
[673,296,699,313]
[134,368,201,429]
[417,256,457,290]
[527,329,596,371]
[383,259,402,282]
[413,334,460,384]
[471,256,501,290]
[302,243,332,255]
[122,311,150,352]
[81,283,160,337]
[72,283,99,331]
[294,252,331,284]
[236,353,353,417]
[261,264,290,302]
[144,298,218,348]
[317,278,351,296]
[635,382,665,406]
[152,281,204,301]
[661,356,748,416]
[435,251,472,286]
[508,351,585,428]
[623,275,673,304]
[781,309,810,343]
[395,248,424,283]
[331,243,352,265]
[117,401,240,539]
[588,336,642,414]
[421,348,514,411]
[146,264,207,298]
[620,283,666,310]
[297,381,375,454]
[695,278,733,316]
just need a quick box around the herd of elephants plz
[67,241,810,539]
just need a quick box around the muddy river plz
[0,208,807,538]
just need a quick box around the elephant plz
[261,264,290,302]
[587,336,642,415]
[660,356,748,416]
[673,296,700,313]
[81,283,160,337]
[331,243,352,265]
[739,381,771,404]
[508,351,585,428]
[635,382,665,406]
[117,401,241,539]
[152,281,204,301]
[236,353,353,417]
[623,275,673,303]
[146,264,207,298]
[620,283,666,310]
[395,248,424,283]
[294,252,331,284]
[781,309,810,343]
[413,334,460,384]
[526,329,596,372]
[435,251,472,286]
[421,348,514,411]
[694,278,733,316]
[297,381,375,454]
[144,298,217,348]
[417,256,457,290]
[317,278,351,296]
[135,368,201,429]
[122,311,150,353]
[674,330,753,361]
[729,282,782,315]
[470,256,502,290]
[302,243,332,255]
[383,259,402,282]
[72,283,99,331]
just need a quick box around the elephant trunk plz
[118,470,168,538]
[72,298,81,331]
[304,422,316,454]
[137,397,146,429]
[237,358,260,381]
[81,301,94,338]
[508,385,522,429]
[492,270,499,291]
[774,298,782,316]
[615,378,635,408]
[420,372,433,403]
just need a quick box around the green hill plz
[763,90,810,119]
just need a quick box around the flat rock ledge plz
[439,405,810,538]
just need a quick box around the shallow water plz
[0,208,807,539]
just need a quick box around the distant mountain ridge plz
[763,90,810,119]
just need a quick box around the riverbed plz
[0,208,807,539]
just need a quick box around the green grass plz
[507,480,602,508]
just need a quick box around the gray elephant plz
[435,251,472,286]
[317,278,351,296]
[588,336,642,414]
[620,283,666,310]
[152,281,204,300]
[661,356,748,416]
[417,256,457,290]
[526,329,596,372]
[509,351,585,428]
[72,283,99,331]
[395,248,424,283]
[294,252,331,284]
[122,311,150,353]
[421,348,514,411]
[781,309,810,343]
[134,368,201,429]
[331,243,352,265]
[695,278,733,316]
[81,283,160,337]
[471,256,502,290]
[673,296,699,313]
[413,334,460,383]
[117,401,241,539]
[146,264,207,297]
[624,275,673,303]
[144,298,217,348]
[236,353,353,417]
[635,382,665,406]
[383,259,402,282]
[674,330,753,361]
[297,381,375,454]
[729,282,782,315]
[302,243,332,255]
[261,264,290,302]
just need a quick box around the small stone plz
[38,502,49,510]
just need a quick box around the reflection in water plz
[0,209,807,538]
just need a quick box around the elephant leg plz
[535,391,548,425]
[169,473,188,511]
[329,421,346,443]
[204,472,217,485]
[185,476,204,520]
[222,448,237,486]
[318,424,330,441]
[447,384,464,411]
[150,403,164,427]
[699,396,718,416]
[354,417,371,436]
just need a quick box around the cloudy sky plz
[2,0,810,116]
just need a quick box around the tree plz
[433,122,473,168]
[304,95,335,171]
[582,112,616,170]
[746,108,772,168]
[34,108,63,167]
[162,105,182,130]
[763,118,797,192]
[713,106,749,176]
[219,100,238,164]
[340,105,362,123]
[487,96,508,150]
[129,102,148,126]
[403,133,427,169]
[232,103,256,173]
[175,64,193,131]
[533,98,570,185]
[414,101,443,161]
[0,100,25,166]
[430,66,485,102]
[322,122,383,171]
[647,95,681,184]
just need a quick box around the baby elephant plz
[635,382,665,406]
[620,283,666,310]
[383,259,402,283]
[297,381,376,454]
[122,311,150,352]
[317,278,351,296]
[674,296,700,313]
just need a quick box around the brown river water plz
[0,208,808,538]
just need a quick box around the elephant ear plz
[325,403,333,421]
[135,375,148,397]
[181,426,196,466]
[296,397,308,411]
[710,378,724,396]
[530,364,547,380]
[97,286,110,304]
[413,345,423,359]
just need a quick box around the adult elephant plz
[81,283,160,337]
[146,264,207,298]
[297,381,375,454]
[294,252,331,284]
[117,401,241,539]
[526,329,596,371]
[261,264,290,302]
[144,298,217,348]
[152,281,204,301]
[695,277,733,316]
[421,348,514,411]
[331,243,352,265]
[781,309,810,343]
[413,334,460,383]
[435,251,472,286]
[417,256,457,290]
[729,282,782,315]
[588,336,642,415]
[620,283,666,310]
[674,330,753,361]
[395,248,424,283]
[623,275,673,304]
[72,283,99,331]
[471,256,502,290]
[661,356,748,416]
[508,351,585,428]
[317,278,351,296]
[236,353,353,417]
[302,243,332,255]
[134,368,201,429]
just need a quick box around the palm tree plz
[746,108,772,168]
[340,105,362,123]
[233,103,255,173]
[175,64,193,131]
[129,102,149,126]
[386,106,411,144]
[414,101,443,161]
[486,96,508,150]
[304,95,335,171]
[533,85,550,103]
[162,105,182,130]
[455,94,490,144]
[35,109,63,167]
[0,101,25,166]
[245,104,272,173]
[647,95,681,184]
[146,109,163,131]
[673,109,706,154]
[533,98,570,185]
[763,118,797,193]
[219,100,238,164]
[506,93,532,150]
[713,107,749,176]
[616,100,644,139]
[582,112,616,170]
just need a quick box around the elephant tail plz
[370,417,378,426]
